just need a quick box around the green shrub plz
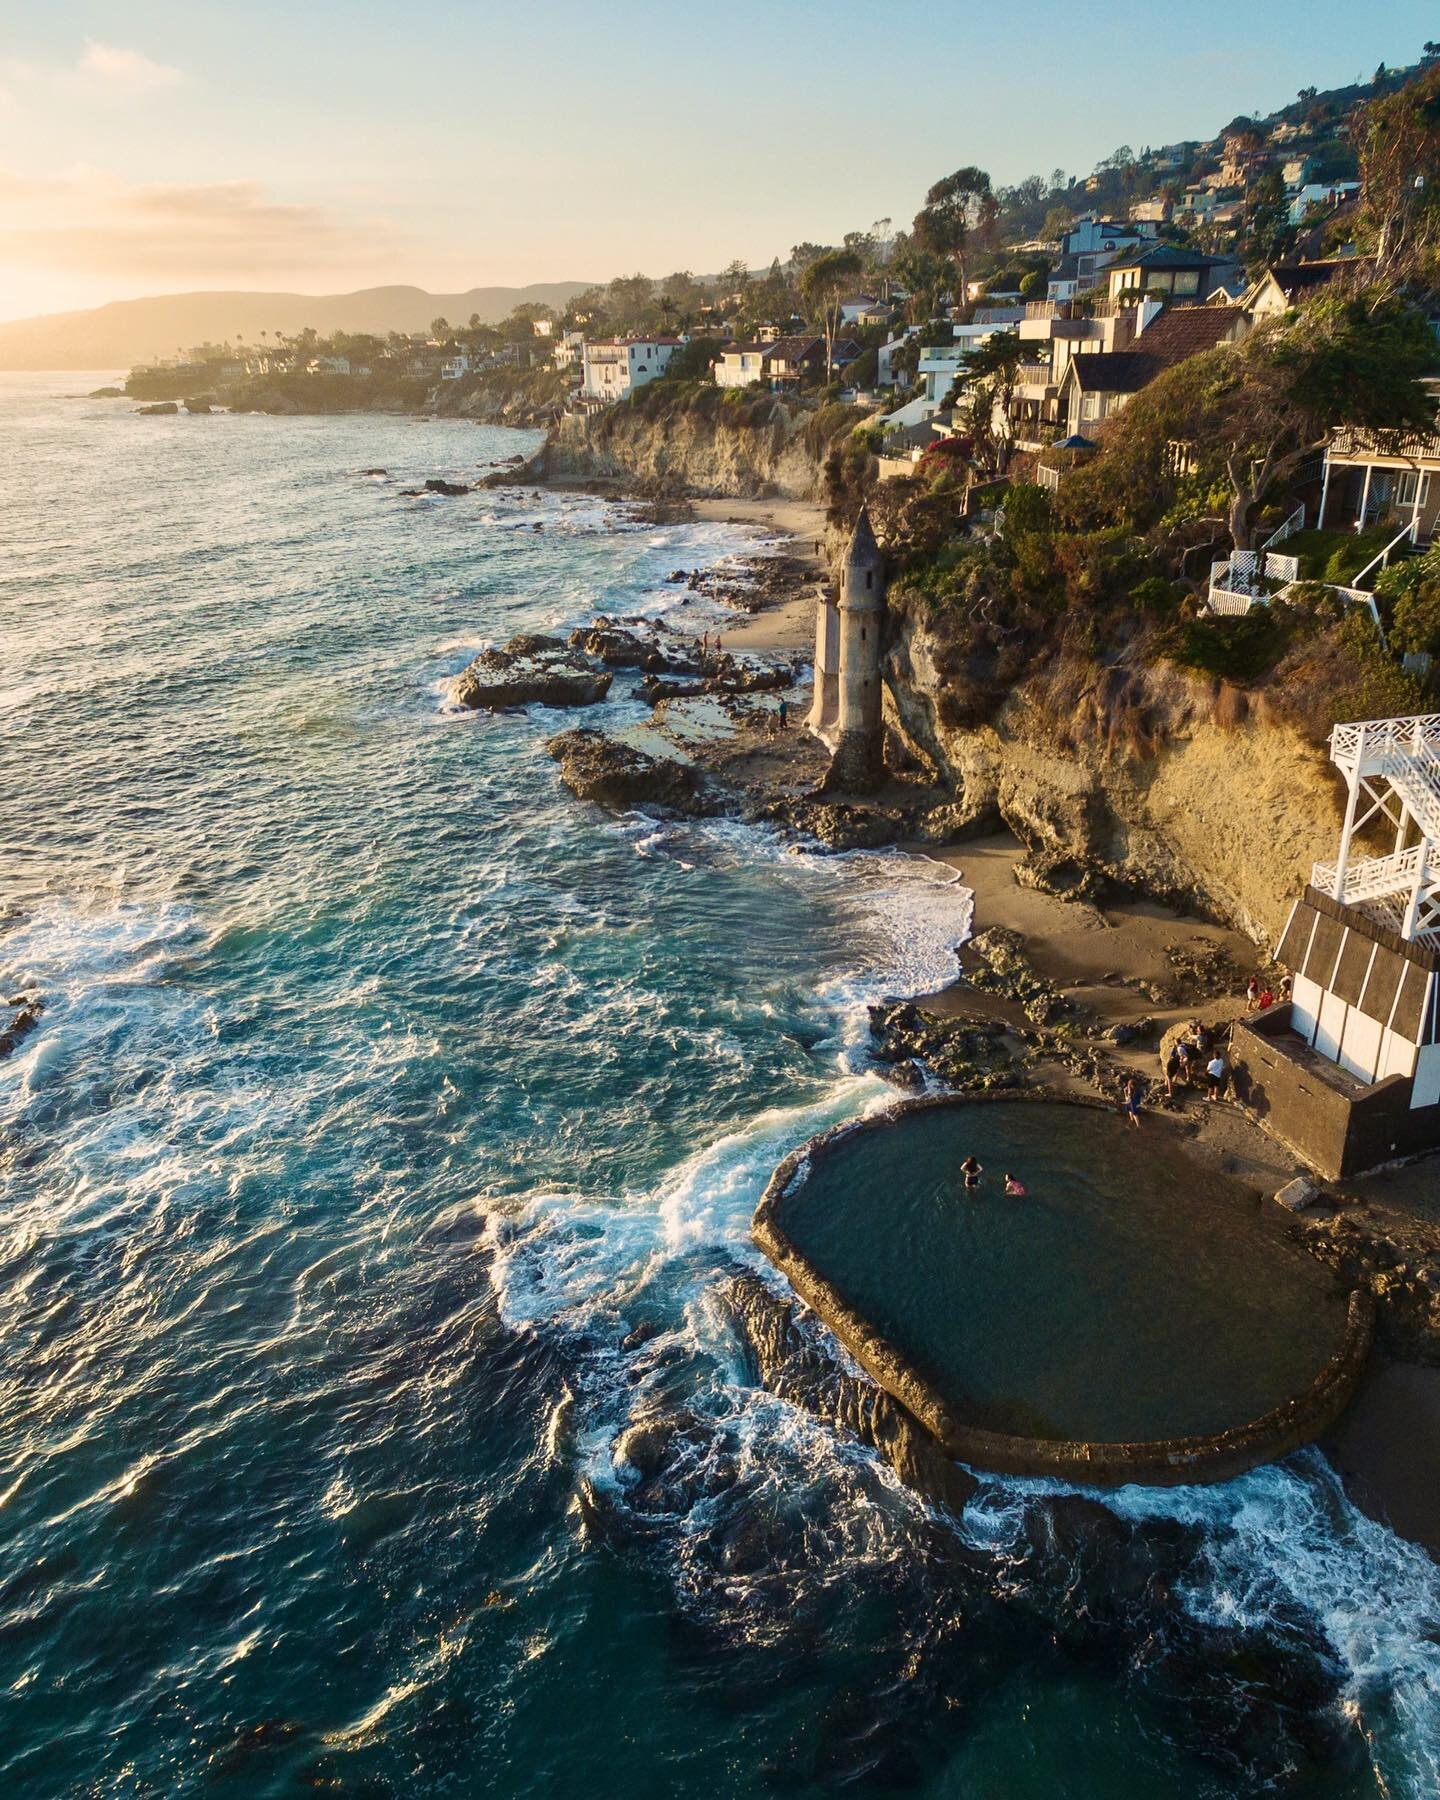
[1159,610,1290,682]
[1001,481,1053,541]
[1128,574,1182,614]
[1391,580,1440,657]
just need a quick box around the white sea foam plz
[957,1458,1440,1794]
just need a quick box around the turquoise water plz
[2,374,1439,1796]
[776,1100,1349,1442]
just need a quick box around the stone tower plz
[823,504,886,792]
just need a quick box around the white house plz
[553,330,585,371]
[838,294,879,325]
[877,327,919,389]
[714,344,768,388]
[439,354,472,380]
[581,336,683,402]
[307,355,351,376]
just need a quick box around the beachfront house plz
[581,336,683,402]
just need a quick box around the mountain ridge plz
[0,282,595,370]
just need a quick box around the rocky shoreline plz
[474,493,1440,1559]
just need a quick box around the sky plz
[0,1,1435,322]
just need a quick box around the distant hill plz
[0,283,595,371]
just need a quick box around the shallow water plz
[777,1099,1350,1441]
[2,374,1439,1797]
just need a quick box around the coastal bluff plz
[543,399,828,500]
[884,610,1347,950]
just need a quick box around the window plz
[1174,269,1200,296]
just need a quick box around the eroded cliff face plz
[543,406,823,499]
[886,614,1345,948]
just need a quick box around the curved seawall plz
[754,1091,1374,1488]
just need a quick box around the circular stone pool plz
[755,1097,1369,1483]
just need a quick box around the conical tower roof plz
[845,503,880,569]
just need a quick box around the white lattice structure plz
[1315,715,1440,945]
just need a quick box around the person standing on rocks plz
[1245,975,1260,1010]
[777,697,788,731]
[1122,1076,1144,1126]
[1206,1053,1229,1102]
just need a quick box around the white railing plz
[1013,363,1054,390]
[1262,504,1305,552]
[1313,843,1426,906]
[1329,714,1440,775]
[1351,520,1419,591]
[1207,585,1258,615]
[1036,464,1062,493]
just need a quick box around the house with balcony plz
[714,343,769,389]
[1054,302,1247,438]
[581,335,684,401]
[1318,420,1440,546]
[1104,243,1242,306]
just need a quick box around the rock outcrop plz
[884,614,1345,948]
[543,403,825,499]
[453,635,612,711]
[0,996,43,1059]
[546,727,707,814]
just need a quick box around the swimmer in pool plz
[1003,1173,1026,1196]
[960,1155,983,1191]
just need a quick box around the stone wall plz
[753,1092,1374,1489]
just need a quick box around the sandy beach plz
[688,495,827,655]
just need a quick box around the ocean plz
[2,372,1438,1797]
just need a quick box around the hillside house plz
[714,344,769,389]
[1104,243,1242,305]
[1055,303,1247,437]
[1319,411,1440,545]
[581,336,683,401]
[1289,181,1362,226]
[1243,258,1371,321]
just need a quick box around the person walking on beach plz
[1122,1076,1144,1126]
[960,1155,983,1191]
[1206,1053,1229,1102]
[1245,975,1260,1011]
[1164,1043,1184,1098]
[1003,1173,1026,1196]
[777,697,788,730]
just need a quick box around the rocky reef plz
[546,728,708,813]
[453,634,613,711]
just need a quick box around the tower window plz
[866,571,873,589]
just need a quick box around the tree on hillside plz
[1060,294,1437,549]
[952,330,1026,475]
[798,248,864,382]
[1357,61,1440,282]
[1041,204,1074,242]
[912,166,998,312]
[605,274,655,331]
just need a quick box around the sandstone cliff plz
[885,613,1346,948]
[543,402,826,499]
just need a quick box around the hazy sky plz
[0,1,1434,321]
